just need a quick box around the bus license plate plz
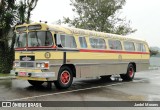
[19,72,26,76]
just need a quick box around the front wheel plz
[54,66,73,89]
[120,64,135,81]
[28,80,44,86]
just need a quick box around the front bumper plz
[10,70,55,81]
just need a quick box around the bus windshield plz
[14,31,53,48]
[14,33,27,48]
[28,31,53,47]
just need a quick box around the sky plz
[31,0,160,48]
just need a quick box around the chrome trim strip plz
[14,61,49,69]
[10,70,55,78]
[49,62,149,67]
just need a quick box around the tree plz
[0,0,16,73]
[17,0,38,23]
[63,0,136,35]
[0,0,39,73]
[26,0,38,23]
[150,49,159,56]
[18,0,27,23]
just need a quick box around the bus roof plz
[48,24,147,43]
[15,23,147,43]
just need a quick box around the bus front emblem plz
[22,57,31,61]
[45,52,51,58]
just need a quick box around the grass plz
[0,73,10,77]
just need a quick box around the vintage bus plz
[10,23,150,89]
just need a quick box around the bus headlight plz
[36,62,49,69]
[36,63,41,68]
[41,63,45,68]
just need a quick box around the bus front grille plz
[20,62,34,68]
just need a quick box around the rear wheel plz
[100,75,111,81]
[54,66,73,89]
[120,64,135,81]
[28,80,44,86]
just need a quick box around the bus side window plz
[60,35,77,48]
[108,40,122,50]
[89,37,106,49]
[79,37,87,48]
[98,38,106,49]
[123,41,135,51]
[89,38,96,48]
[142,44,146,52]
[136,43,141,51]
[136,43,146,52]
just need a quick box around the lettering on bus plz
[69,28,101,37]
[68,28,86,35]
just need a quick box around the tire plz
[100,75,111,81]
[28,80,44,86]
[54,66,73,89]
[120,64,135,81]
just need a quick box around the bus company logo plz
[44,52,51,58]
[2,102,11,107]
[22,57,31,61]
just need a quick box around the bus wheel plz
[28,80,44,86]
[100,75,111,81]
[120,64,135,81]
[54,66,73,89]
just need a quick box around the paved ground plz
[0,69,160,110]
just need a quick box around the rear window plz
[108,39,122,50]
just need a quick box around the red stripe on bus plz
[15,46,56,51]
[15,48,150,55]
[80,49,150,54]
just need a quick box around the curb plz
[0,76,16,80]
[149,67,160,70]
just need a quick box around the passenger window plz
[90,38,97,48]
[99,38,106,49]
[79,37,87,48]
[136,43,142,51]
[60,35,77,48]
[123,41,135,51]
[108,40,122,50]
[89,38,106,49]
[136,43,146,52]
[142,44,146,52]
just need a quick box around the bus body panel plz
[11,23,150,84]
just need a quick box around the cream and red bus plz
[10,23,150,89]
